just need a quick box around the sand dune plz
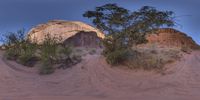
[0,50,200,100]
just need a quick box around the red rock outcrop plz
[146,28,199,49]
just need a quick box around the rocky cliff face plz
[146,28,199,49]
[27,20,105,43]
[63,31,101,47]
[28,21,198,49]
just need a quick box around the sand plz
[0,50,200,100]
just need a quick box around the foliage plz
[39,58,55,75]
[105,48,129,65]
[39,34,61,74]
[18,41,38,67]
[125,53,164,70]
[58,45,73,58]
[1,29,38,67]
[1,30,81,74]
[38,34,80,74]
[5,47,20,60]
[124,48,181,71]
[84,4,175,65]
[40,34,61,60]
[3,29,26,60]
[0,29,26,47]
[83,3,130,34]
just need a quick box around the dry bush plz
[2,30,82,75]
[123,47,181,71]
[18,42,38,67]
[124,52,164,71]
[2,29,39,67]
[38,34,82,74]
[106,49,130,65]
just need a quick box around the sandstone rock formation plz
[146,28,199,49]
[28,21,198,49]
[27,20,105,44]
[63,31,101,47]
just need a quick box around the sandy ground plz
[0,50,200,100]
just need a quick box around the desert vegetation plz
[83,3,178,70]
[0,4,194,75]
[0,29,82,75]
[124,46,181,71]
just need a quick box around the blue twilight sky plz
[0,0,199,44]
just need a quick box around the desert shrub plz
[39,34,60,74]
[84,4,175,70]
[102,36,129,65]
[39,58,55,75]
[105,49,129,65]
[3,29,26,60]
[5,47,20,60]
[40,34,59,58]
[57,46,82,69]
[124,48,181,71]
[1,29,41,68]
[56,45,73,63]
[59,45,73,57]
[38,34,81,73]
[18,42,38,67]
[2,30,82,74]
[125,52,164,71]
[144,56,164,70]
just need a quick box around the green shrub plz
[59,45,73,57]
[125,53,164,71]
[39,59,55,75]
[124,48,181,71]
[2,30,82,75]
[106,49,129,65]
[3,29,26,60]
[144,56,163,70]
[39,34,60,74]
[18,42,38,67]
[40,34,60,62]
[5,47,20,60]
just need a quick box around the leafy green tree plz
[126,6,175,46]
[1,29,27,60]
[83,4,175,65]
[83,4,130,34]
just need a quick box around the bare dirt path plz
[0,50,200,100]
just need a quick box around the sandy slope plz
[0,51,200,100]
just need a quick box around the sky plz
[0,0,199,44]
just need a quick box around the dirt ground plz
[0,50,200,100]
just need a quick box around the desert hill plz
[27,20,105,44]
[0,20,200,100]
[146,28,199,49]
[27,20,198,49]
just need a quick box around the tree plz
[84,4,175,65]
[83,3,130,35]
[126,6,175,46]
[0,29,26,45]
